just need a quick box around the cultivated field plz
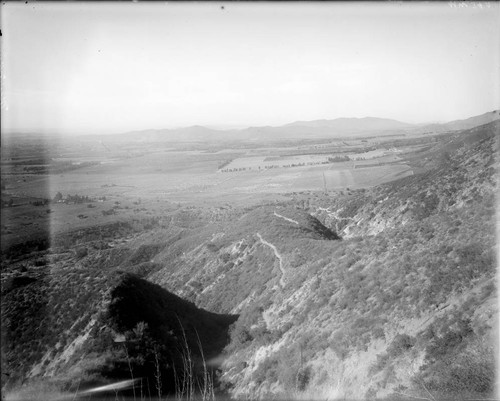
[0,132,427,251]
[4,149,414,205]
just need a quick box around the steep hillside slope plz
[308,120,498,238]
[212,121,498,399]
[106,118,497,399]
[1,267,236,395]
[220,201,496,399]
[435,109,500,132]
[148,206,340,313]
[1,204,340,397]
[1,119,497,400]
[48,120,495,400]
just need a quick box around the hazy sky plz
[2,2,499,135]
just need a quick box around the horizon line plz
[2,109,498,138]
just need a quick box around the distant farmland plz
[5,144,414,208]
[218,148,404,173]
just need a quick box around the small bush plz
[387,333,415,357]
[75,246,88,259]
[415,335,495,398]
[296,366,311,391]
[206,243,222,252]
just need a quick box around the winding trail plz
[273,211,299,225]
[256,233,286,288]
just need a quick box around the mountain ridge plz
[93,109,500,143]
[408,110,500,134]
[284,116,413,130]
[4,110,498,140]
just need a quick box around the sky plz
[1,2,500,135]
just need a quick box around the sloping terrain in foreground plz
[1,268,236,396]
[213,121,498,399]
[138,122,497,399]
[1,119,498,400]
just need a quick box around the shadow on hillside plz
[96,273,239,396]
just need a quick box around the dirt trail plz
[273,211,299,225]
[256,233,286,288]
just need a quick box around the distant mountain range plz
[412,110,500,133]
[104,110,500,143]
[284,116,412,131]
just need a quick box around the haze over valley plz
[1,3,499,401]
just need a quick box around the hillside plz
[213,121,498,399]
[146,206,340,313]
[1,117,498,400]
[307,120,498,238]
[435,110,500,132]
[136,121,497,399]
[413,110,500,134]
[1,267,236,396]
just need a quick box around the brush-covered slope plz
[308,120,498,238]
[147,206,340,313]
[1,117,497,400]
[220,200,496,399]
[1,204,340,395]
[1,266,236,394]
[212,121,498,399]
[106,115,497,399]
[40,119,495,400]
[125,122,497,399]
